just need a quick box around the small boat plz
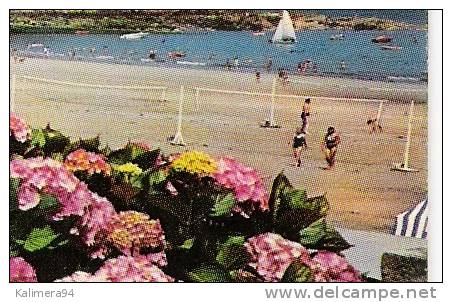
[330,33,345,40]
[120,32,149,40]
[271,10,297,44]
[168,51,186,59]
[371,35,392,43]
[75,30,89,35]
[381,45,402,51]
[252,31,266,36]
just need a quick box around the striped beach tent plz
[392,198,428,239]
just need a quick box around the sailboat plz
[271,10,297,44]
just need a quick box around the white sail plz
[272,10,296,43]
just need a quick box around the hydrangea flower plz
[10,157,116,251]
[105,211,165,257]
[213,157,269,217]
[310,251,362,282]
[64,149,111,176]
[10,257,37,282]
[171,151,217,177]
[10,112,31,143]
[245,233,311,282]
[112,163,142,176]
[55,256,174,282]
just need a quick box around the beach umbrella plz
[392,198,428,239]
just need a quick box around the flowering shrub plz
[9,113,363,283]
[112,163,143,176]
[170,151,217,176]
[56,256,174,282]
[104,211,165,256]
[64,149,111,176]
[245,233,311,282]
[10,112,31,143]
[310,251,362,282]
[10,257,37,282]
[214,157,269,217]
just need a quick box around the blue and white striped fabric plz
[392,198,428,239]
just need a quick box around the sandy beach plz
[11,57,428,233]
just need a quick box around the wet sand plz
[11,57,428,233]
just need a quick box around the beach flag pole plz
[195,88,200,110]
[170,85,186,146]
[11,74,16,112]
[261,77,280,128]
[391,100,418,172]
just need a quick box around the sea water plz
[10,29,427,81]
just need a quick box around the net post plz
[391,100,418,172]
[195,88,200,110]
[261,77,280,128]
[376,99,384,125]
[170,85,186,146]
[160,88,166,102]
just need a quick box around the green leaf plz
[79,136,100,152]
[24,225,59,252]
[179,238,194,250]
[37,193,59,211]
[299,218,352,252]
[268,172,292,223]
[281,261,313,282]
[210,193,235,217]
[107,147,133,165]
[216,236,249,270]
[187,264,232,282]
[43,129,70,155]
[299,218,327,246]
[275,192,329,241]
[31,128,46,148]
[149,170,167,186]
[229,270,262,282]
[132,149,160,170]
[10,178,20,210]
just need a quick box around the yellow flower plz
[112,163,142,176]
[171,151,217,176]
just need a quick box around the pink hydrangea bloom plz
[57,256,174,282]
[104,211,166,257]
[10,157,117,251]
[245,233,312,282]
[213,157,269,217]
[64,149,111,176]
[10,112,31,143]
[310,251,362,282]
[10,257,37,282]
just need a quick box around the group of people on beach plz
[291,98,341,170]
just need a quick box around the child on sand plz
[301,98,311,133]
[291,127,308,167]
[322,126,341,170]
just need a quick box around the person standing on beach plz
[290,127,307,167]
[301,98,311,133]
[255,70,261,83]
[322,126,341,170]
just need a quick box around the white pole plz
[160,88,166,102]
[170,86,186,146]
[403,100,415,168]
[376,99,384,124]
[11,74,16,112]
[195,88,200,110]
[269,77,277,127]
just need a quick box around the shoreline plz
[10,51,428,96]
